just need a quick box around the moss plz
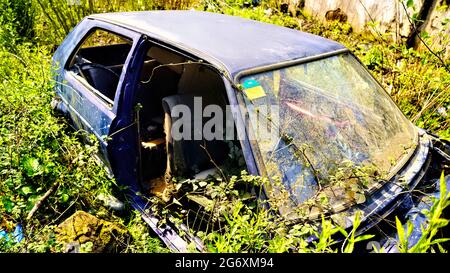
[56,210,129,253]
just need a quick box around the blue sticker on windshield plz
[242,79,260,89]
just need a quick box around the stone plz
[325,8,348,22]
[422,4,450,59]
[56,210,129,253]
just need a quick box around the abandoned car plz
[51,10,450,252]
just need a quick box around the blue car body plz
[51,11,450,252]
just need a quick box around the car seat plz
[162,94,229,179]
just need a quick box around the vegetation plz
[0,0,35,51]
[0,43,168,252]
[0,0,449,253]
[396,173,450,253]
[34,0,196,46]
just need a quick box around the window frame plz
[64,25,135,110]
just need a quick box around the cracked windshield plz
[240,53,417,215]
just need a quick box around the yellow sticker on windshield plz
[244,86,266,100]
[242,79,266,100]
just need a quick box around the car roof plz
[90,10,347,79]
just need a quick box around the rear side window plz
[67,28,133,105]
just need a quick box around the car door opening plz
[135,45,241,201]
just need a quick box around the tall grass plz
[396,173,450,253]
[34,0,198,46]
[0,44,168,252]
[0,0,35,51]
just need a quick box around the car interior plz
[135,45,232,196]
[67,28,240,200]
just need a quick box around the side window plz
[67,28,133,105]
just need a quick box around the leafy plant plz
[396,172,450,253]
[33,0,197,46]
[338,211,375,253]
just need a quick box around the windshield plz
[239,53,417,215]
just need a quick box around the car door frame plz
[55,18,142,169]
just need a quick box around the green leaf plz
[433,219,449,228]
[396,217,409,252]
[354,193,366,204]
[419,31,430,39]
[354,234,375,243]
[21,186,33,195]
[396,217,404,239]
[430,238,450,245]
[406,0,414,8]
[187,194,213,210]
[27,195,40,210]
[439,172,447,203]
[60,193,69,203]
[22,157,43,177]
[337,226,348,237]
[353,211,362,228]
[2,197,14,213]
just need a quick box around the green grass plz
[0,44,167,252]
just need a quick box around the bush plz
[0,0,35,50]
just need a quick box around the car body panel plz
[52,19,141,161]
